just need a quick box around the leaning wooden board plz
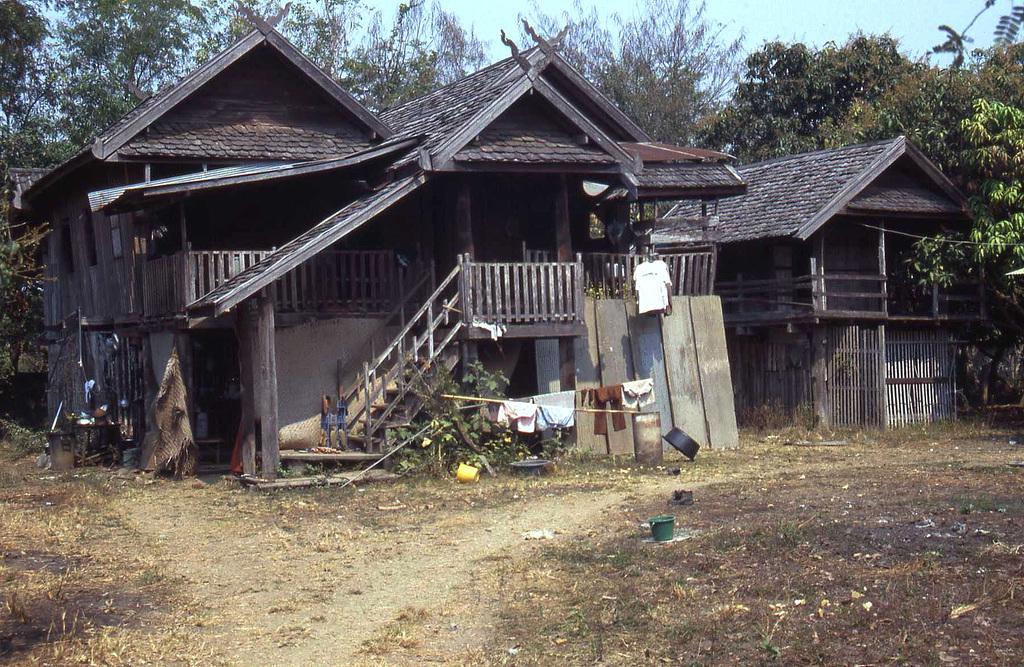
[594,299,635,456]
[689,296,739,448]
[574,298,605,454]
[661,296,709,447]
[625,300,674,438]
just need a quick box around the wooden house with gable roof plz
[657,137,984,428]
[13,23,746,477]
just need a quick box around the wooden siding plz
[728,332,812,421]
[826,324,886,428]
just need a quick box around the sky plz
[364,0,1004,66]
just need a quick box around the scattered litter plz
[950,602,982,619]
[377,503,406,511]
[507,648,519,655]
[851,590,864,599]
[669,489,693,506]
[793,599,806,606]
[523,529,555,540]
[641,528,697,544]
[667,467,681,476]
[915,519,936,529]
[861,601,873,611]
[1008,461,1024,468]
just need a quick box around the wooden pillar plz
[555,174,576,389]
[234,311,257,475]
[455,181,474,258]
[811,327,830,427]
[237,292,279,478]
[555,174,573,261]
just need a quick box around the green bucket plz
[649,516,675,542]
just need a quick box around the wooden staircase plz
[340,264,465,451]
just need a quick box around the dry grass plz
[482,429,1024,666]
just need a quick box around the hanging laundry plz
[621,378,656,409]
[498,400,539,433]
[526,390,574,409]
[471,321,507,341]
[535,404,575,429]
[585,385,626,435]
[633,259,672,315]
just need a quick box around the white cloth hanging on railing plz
[633,259,672,314]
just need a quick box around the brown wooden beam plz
[252,292,279,479]
[455,180,474,258]
[234,310,257,475]
[555,174,573,262]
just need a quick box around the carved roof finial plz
[521,19,569,53]
[500,29,531,71]
[235,0,291,35]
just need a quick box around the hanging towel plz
[498,400,539,433]
[526,390,575,409]
[621,378,656,409]
[471,321,507,341]
[536,404,575,429]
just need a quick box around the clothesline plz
[440,393,646,415]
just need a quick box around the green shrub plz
[0,418,44,460]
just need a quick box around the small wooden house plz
[13,25,745,477]
[658,137,984,428]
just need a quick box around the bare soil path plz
[117,470,691,666]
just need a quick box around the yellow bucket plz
[456,463,480,483]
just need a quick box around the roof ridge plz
[737,136,903,171]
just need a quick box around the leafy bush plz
[0,417,44,460]
[393,361,568,475]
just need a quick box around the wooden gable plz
[453,96,620,167]
[117,44,375,162]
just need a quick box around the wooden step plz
[279,451,383,463]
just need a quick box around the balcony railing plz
[459,254,585,325]
[581,249,715,298]
[716,272,985,323]
[142,249,402,317]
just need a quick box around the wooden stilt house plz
[12,24,746,478]
[657,138,984,428]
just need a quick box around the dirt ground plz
[2,424,1023,666]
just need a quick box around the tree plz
[525,0,743,146]
[52,0,214,147]
[701,34,919,162]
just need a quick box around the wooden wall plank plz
[574,297,605,454]
[662,295,709,447]
[594,298,634,455]
[690,296,739,448]
[625,300,674,438]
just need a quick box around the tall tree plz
[53,0,213,147]
[701,34,918,162]
[525,0,742,146]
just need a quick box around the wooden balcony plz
[459,255,586,338]
[581,249,716,298]
[143,249,403,318]
[716,273,985,326]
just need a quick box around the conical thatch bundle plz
[139,346,197,477]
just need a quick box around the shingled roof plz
[700,137,967,244]
[22,29,391,204]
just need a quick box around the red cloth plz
[229,419,244,474]
[589,384,626,434]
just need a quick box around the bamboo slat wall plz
[460,256,585,324]
[826,324,886,428]
[885,328,955,427]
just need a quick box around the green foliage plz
[0,417,44,460]
[526,0,743,146]
[701,34,919,162]
[393,361,566,476]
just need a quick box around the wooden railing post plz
[363,362,373,450]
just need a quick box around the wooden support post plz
[239,292,279,479]
[811,327,830,428]
[555,175,577,390]
[555,174,573,262]
[878,219,887,316]
[234,310,257,475]
[455,181,474,258]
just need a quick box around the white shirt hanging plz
[633,259,672,314]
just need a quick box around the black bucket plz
[664,428,700,461]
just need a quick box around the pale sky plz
[365,0,1003,66]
